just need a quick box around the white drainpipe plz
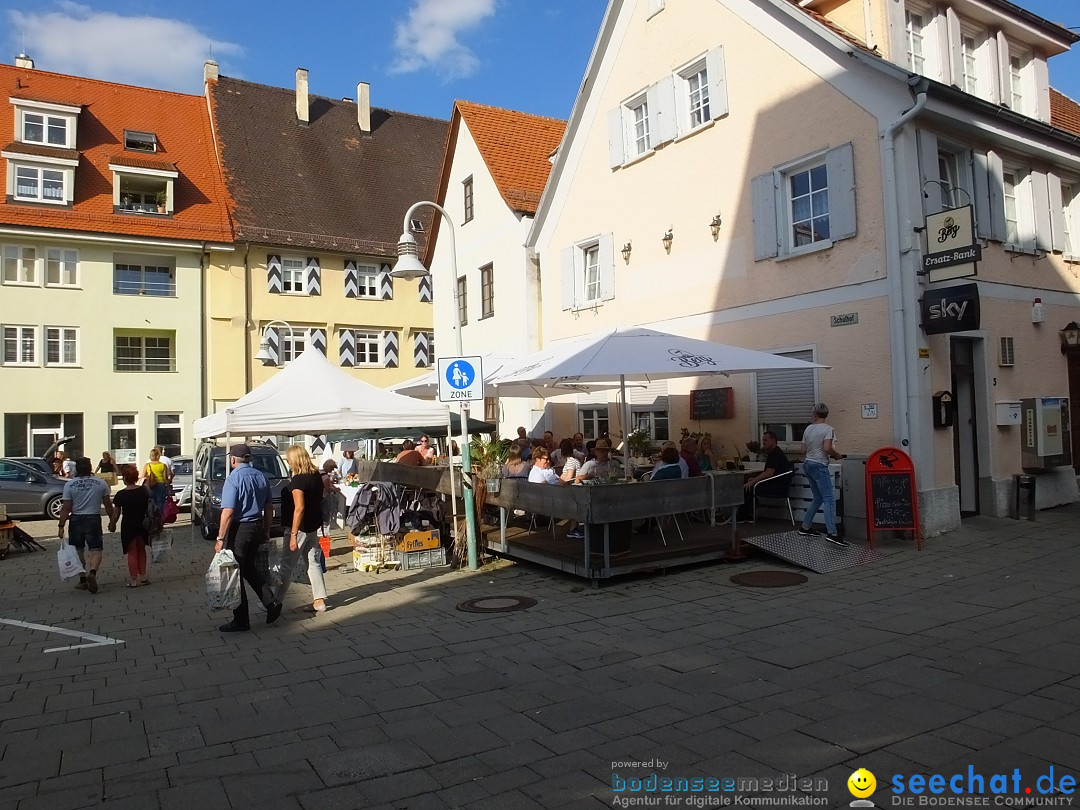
[882,81,928,475]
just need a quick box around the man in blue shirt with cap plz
[215,443,282,631]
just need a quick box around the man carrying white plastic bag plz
[206,549,242,610]
[57,538,85,581]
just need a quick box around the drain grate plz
[730,570,809,588]
[456,595,537,613]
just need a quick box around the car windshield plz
[172,460,193,476]
[209,452,288,481]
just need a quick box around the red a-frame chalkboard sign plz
[865,447,923,550]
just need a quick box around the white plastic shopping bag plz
[57,539,85,581]
[150,533,172,564]
[205,550,242,611]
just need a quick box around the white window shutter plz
[654,77,677,144]
[972,151,993,240]
[598,233,615,302]
[646,83,661,149]
[382,331,399,368]
[1031,172,1052,252]
[1048,173,1068,254]
[561,246,576,310]
[946,8,963,88]
[918,131,941,216]
[305,257,321,296]
[1033,58,1050,121]
[706,46,728,120]
[339,329,356,367]
[607,108,625,168]
[751,172,779,260]
[378,263,393,300]
[266,255,283,294]
[996,32,1011,105]
[826,142,857,241]
[987,151,1007,242]
[308,328,327,356]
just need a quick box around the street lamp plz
[393,200,480,571]
[255,319,297,367]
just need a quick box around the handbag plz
[142,496,162,536]
[205,550,241,610]
[57,539,85,581]
[161,496,179,525]
[150,535,171,564]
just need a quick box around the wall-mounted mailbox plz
[995,400,1022,426]
[932,390,955,428]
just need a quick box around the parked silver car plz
[0,459,68,519]
[171,455,193,508]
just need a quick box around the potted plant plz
[120,193,135,210]
[470,434,510,494]
[626,428,652,465]
[154,190,167,213]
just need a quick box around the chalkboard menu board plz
[690,387,734,420]
[870,473,914,529]
[864,446,922,549]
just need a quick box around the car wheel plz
[201,520,216,542]
[45,496,63,520]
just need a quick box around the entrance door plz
[1067,352,1080,471]
[950,338,980,515]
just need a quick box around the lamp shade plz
[391,232,429,280]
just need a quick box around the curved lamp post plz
[255,319,297,367]
[393,201,479,571]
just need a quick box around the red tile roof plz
[0,65,232,242]
[1,141,79,161]
[454,101,566,215]
[1050,88,1080,138]
[108,153,177,172]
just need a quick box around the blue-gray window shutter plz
[986,151,1007,242]
[826,142,856,241]
[308,328,327,356]
[379,263,393,300]
[598,233,615,302]
[305,257,321,296]
[339,329,356,367]
[414,331,431,368]
[1031,172,1053,252]
[418,276,433,303]
[972,151,993,240]
[1048,173,1068,254]
[918,130,941,217]
[382,330,399,368]
[561,246,575,310]
[751,173,779,260]
[266,255,283,293]
[344,260,359,298]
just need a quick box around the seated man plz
[740,431,793,520]
[515,427,533,461]
[649,447,684,480]
[679,436,704,477]
[576,438,624,483]
[394,440,425,466]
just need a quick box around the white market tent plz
[193,349,449,438]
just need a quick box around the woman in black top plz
[277,445,328,612]
[96,451,118,486]
[108,465,151,587]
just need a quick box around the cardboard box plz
[395,530,440,552]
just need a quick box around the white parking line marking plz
[0,618,125,653]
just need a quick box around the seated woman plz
[697,436,717,472]
[551,438,583,481]
[650,447,685,480]
[527,448,581,539]
[501,444,533,479]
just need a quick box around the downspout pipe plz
[243,242,252,395]
[882,78,928,476]
[199,242,208,418]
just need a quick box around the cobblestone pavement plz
[1,508,1078,809]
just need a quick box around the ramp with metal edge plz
[745,531,885,574]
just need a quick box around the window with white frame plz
[354,330,380,365]
[682,61,710,129]
[282,257,305,293]
[124,130,158,152]
[936,144,972,210]
[14,165,64,204]
[46,248,78,287]
[2,245,37,285]
[2,325,36,366]
[788,162,830,248]
[22,112,69,147]
[1009,49,1028,114]
[357,265,377,298]
[633,410,669,442]
[561,234,614,311]
[110,413,137,462]
[155,413,181,452]
[579,408,609,440]
[582,244,601,303]
[960,30,981,96]
[1063,183,1078,256]
[113,259,174,296]
[45,327,78,366]
[1003,168,1021,246]
[757,349,815,440]
[463,176,474,223]
[906,9,926,74]
[115,332,174,372]
[282,331,306,363]
[628,95,651,156]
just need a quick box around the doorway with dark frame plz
[950,337,980,517]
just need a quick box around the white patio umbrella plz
[488,326,828,471]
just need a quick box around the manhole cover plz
[456,595,537,613]
[730,570,809,588]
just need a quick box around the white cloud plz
[6,3,243,93]
[391,0,497,79]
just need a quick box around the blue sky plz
[1,0,1077,122]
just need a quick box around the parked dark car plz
[8,457,55,477]
[191,443,289,541]
[0,459,68,519]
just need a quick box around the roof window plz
[124,130,158,153]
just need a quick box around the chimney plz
[14,53,33,69]
[357,81,371,134]
[203,59,219,83]
[295,68,309,124]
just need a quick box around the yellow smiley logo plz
[848,768,876,798]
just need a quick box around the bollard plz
[1012,473,1036,520]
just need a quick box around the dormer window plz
[124,130,158,153]
[10,98,81,149]
[108,157,178,216]
[24,113,68,146]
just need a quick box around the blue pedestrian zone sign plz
[437,356,485,403]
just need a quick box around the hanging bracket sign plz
[921,204,980,283]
